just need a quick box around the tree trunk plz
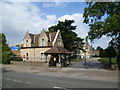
[117,55,120,70]
[109,57,112,70]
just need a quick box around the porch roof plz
[44,46,71,55]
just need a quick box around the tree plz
[104,46,117,69]
[96,46,104,57]
[83,2,120,70]
[0,33,12,64]
[48,20,84,52]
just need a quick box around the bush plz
[11,56,23,61]
[2,51,12,64]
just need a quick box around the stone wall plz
[20,47,51,62]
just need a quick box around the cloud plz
[42,2,66,8]
[58,13,89,38]
[2,2,57,46]
[2,2,110,49]
[92,36,112,49]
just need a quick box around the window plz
[42,39,44,46]
[41,53,46,61]
[26,40,28,47]
[26,53,29,60]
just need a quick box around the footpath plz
[2,64,118,82]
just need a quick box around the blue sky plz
[1,2,111,49]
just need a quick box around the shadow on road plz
[69,59,106,69]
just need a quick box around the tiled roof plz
[29,33,40,47]
[50,32,57,42]
[44,46,71,54]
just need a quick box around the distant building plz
[92,50,100,56]
[79,38,101,58]
[11,46,20,56]
[80,40,93,58]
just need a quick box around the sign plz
[11,46,20,50]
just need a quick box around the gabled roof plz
[44,46,71,54]
[27,30,57,47]
[50,32,57,42]
[29,33,40,47]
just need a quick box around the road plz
[70,59,105,69]
[2,69,118,88]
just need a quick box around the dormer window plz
[26,40,28,47]
[42,39,44,46]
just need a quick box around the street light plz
[84,51,87,69]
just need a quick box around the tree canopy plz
[83,2,120,69]
[83,2,120,45]
[48,20,84,51]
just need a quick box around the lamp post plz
[84,51,87,69]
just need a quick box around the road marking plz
[13,80,17,82]
[53,86,71,90]
[26,82,31,84]
[4,78,10,80]
[82,76,89,77]
[4,77,30,84]
[53,86,62,89]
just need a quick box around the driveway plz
[70,59,105,69]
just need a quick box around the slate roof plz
[29,33,40,47]
[28,31,57,47]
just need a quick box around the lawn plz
[98,58,117,65]
[70,58,85,62]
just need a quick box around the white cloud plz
[58,13,89,38]
[42,2,65,8]
[2,2,110,49]
[2,2,57,46]
[92,36,112,49]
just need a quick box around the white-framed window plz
[42,39,44,46]
[41,53,46,61]
[26,40,28,47]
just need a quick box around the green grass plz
[98,58,117,65]
[70,58,84,62]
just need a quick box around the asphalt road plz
[2,69,118,89]
[70,59,105,69]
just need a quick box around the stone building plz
[80,39,100,58]
[20,30,70,64]
[80,39,93,58]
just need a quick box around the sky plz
[1,1,112,49]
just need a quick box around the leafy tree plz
[48,20,84,52]
[0,33,12,64]
[83,2,120,70]
[0,33,22,64]
[96,46,104,57]
[104,46,117,68]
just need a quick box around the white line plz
[16,80,22,83]
[82,76,89,77]
[53,86,71,90]
[53,86,62,89]
[13,79,17,82]
[26,82,31,84]
[4,78,10,80]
